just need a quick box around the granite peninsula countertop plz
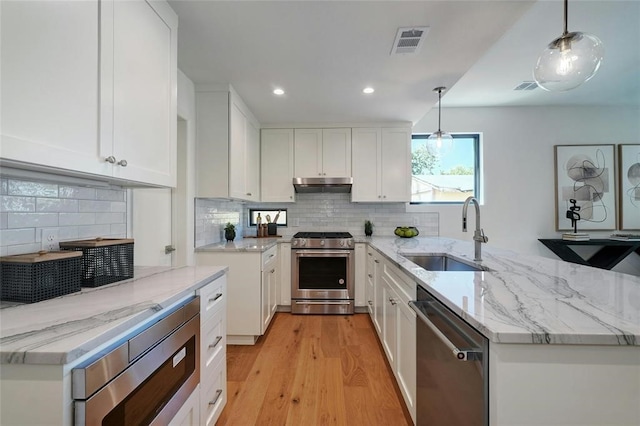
[195,237,281,252]
[0,265,228,365]
[367,236,640,346]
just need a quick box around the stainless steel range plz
[291,232,355,314]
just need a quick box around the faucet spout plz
[461,196,488,261]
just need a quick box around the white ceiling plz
[169,0,640,125]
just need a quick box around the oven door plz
[291,249,354,300]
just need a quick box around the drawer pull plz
[209,336,223,349]
[209,389,223,406]
[209,293,223,302]
[270,268,275,274]
[374,259,380,264]
[367,274,373,278]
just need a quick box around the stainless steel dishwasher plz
[409,285,489,426]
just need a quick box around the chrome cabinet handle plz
[374,259,380,264]
[246,192,252,196]
[209,293,222,302]
[105,156,117,164]
[270,268,275,273]
[368,252,372,256]
[209,336,223,349]
[389,297,397,306]
[117,159,128,167]
[367,273,373,278]
[209,389,223,406]
[368,300,373,305]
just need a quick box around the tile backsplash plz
[195,193,439,247]
[0,177,127,256]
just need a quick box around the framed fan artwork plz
[554,144,617,231]
[618,144,640,230]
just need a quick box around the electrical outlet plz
[292,218,300,227]
[413,216,420,226]
[41,229,60,251]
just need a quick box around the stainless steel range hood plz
[292,177,353,193]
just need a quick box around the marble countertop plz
[0,265,228,365]
[195,237,281,252]
[368,237,640,346]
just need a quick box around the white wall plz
[176,69,197,266]
[413,105,640,275]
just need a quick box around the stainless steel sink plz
[402,254,488,272]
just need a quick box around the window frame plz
[410,133,481,205]
[248,208,288,227]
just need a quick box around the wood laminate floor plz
[216,313,413,426]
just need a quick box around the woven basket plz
[59,238,134,287]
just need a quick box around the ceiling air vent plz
[514,81,539,91]
[391,26,429,55]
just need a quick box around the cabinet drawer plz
[201,308,225,373]
[262,245,277,269]
[201,355,227,426]
[198,275,226,322]
[382,261,415,303]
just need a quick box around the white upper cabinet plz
[196,87,260,201]
[261,129,295,202]
[102,0,178,187]
[352,127,411,202]
[294,128,351,178]
[0,0,177,187]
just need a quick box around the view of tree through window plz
[411,134,480,203]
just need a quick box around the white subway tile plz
[59,213,95,226]
[0,179,7,195]
[0,213,7,229]
[1,196,36,212]
[79,200,112,213]
[77,224,111,239]
[59,185,96,200]
[110,202,126,213]
[96,188,125,201]
[110,223,127,236]
[59,227,79,241]
[36,198,79,213]
[0,228,35,245]
[7,242,42,256]
[8,180,58,197]
[95,212,125,224]
[8,213,58,228]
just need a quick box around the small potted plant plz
[224,222,236,242]
[364,220,373,237]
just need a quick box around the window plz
[411,133,480,203]
[248,209,287,227]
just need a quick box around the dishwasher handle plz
[409,300,482,362]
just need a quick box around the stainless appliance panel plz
[73,297,200,426]
[410,286,488,426]
[292,300,354,314]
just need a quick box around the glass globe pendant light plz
[426,86,453,154]
[533,0,604,92]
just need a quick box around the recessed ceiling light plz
[273,88,285,96]
[363,87,375,94]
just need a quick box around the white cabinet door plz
[1,0,177,187]
[294,129,322,177]
[321,128,352,177]
[381,276,398,366]
[261,129,295,202]
[229,100,247,200]
[0,1,107,176]
[352,127,410,202]
[245,119,261,202]
[104,0,177,187]
[168,384,200,426]
[351,128,381,202]
[397,297,416,423]
[380,128,411,202]
[373,254,384,336]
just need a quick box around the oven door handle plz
[409,301,482,362]
[294,250,353,256]
[294,301,353,305]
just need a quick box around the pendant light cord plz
[437,88,442,132]
[563,0,569,36]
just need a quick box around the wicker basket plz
[59,238,134,287]
[0,251,82,303]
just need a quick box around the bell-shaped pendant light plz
[426,87,453,155]
[534,0,604,92]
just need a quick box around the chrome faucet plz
[462,196,488,261]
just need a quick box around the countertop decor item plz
[364,220,373,236]
[533,0,604,92]
[394,226,419,238]
[59,238,134,287]
[224,222,236,242]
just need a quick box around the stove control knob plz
[339,240,345,247]
[347,240,353,246]
[300,239,306,246]
[292,240,298,247]
[320,240,325,246]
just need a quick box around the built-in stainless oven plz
[291,232,354,314]
[72,296,200,426]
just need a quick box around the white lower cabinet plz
[368,245,416,424]
[168,384,200,426]
[197,274,227,426]
[196,245,278,344]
